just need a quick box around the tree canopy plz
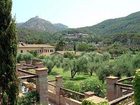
[0,0,18,104]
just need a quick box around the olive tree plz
[43,55,63,73]
[62,58,78,78]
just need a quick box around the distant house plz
[18,42,55,54]
[65,33,89,40]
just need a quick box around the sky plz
[12,0,140,28]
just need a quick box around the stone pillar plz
[35,62,44,68]
[55,76,63,105]
[84,91,95,98]
[36,68,48,105]
[116,84,122,98]
[106,76,118,101]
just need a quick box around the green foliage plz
[83,52,104,76]
[16,52,34,62]
[97,63,113,81]
[107,42,129,57]
[63,52,76,59]
[82,99,109,105]
[17,11,140,53]
[88,62,99,76]
[17,91,39,105]
[38,55,46,59]
[0,0,18,104]
[102,52,111,61]
[64,81,81,92]
[134,69,140,105]
[96,52,140,81]
[77,55,89,72]
[113,53,134,77]
[62,58,78,78]
[64,77,106,97]
[62,54,92,78]
[46,51,140,82]
[62,58,71,71]
[17,53,24,62]
[81,78,106,97]
[43,58,55,73]
[43,52,140,100]
[77,11,140,36]
[2,92,8,105]
[77,42,95,51]
[55,39,66,51]
[132,53,140,69]
[22,53,34,61]
[17,28,63,44]
[29,50,38,57]
[43,55,63,73]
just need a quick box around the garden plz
[17,51,140,98]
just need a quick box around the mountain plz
[17,11,140,44]
[17,16,68,33]
[76,11,140,35]
[17,16,69,43]
[54,23,68,30]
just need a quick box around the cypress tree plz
[0,0,18,105]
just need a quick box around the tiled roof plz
[18,44,55,48]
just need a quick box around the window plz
[21,50,23,53]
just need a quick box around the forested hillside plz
[77,11,140,35]
[17,16,67,43]
[17,11,140,45]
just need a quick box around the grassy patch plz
[48,66,98,84]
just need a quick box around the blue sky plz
[12,0,140,28]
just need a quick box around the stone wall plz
[48,90,81,105]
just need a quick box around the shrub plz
[17,91,39,105]
[64,52,75,59]
[82,99,109,105]
[29,50,38,57]
[64,77,106,98]
[82,100,94,105]
[132,53,140,69]
[22,52,34,61]
[97,64,112,82]
[102,52,111,61]
[64,81,81,92]
[134,69,140,105]
[81,78,106,97]
[77,42,96,51]
[17,52,34,62]
[17,53,24,63]
[38,55,47,59]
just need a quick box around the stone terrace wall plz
[48,90,81,105]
